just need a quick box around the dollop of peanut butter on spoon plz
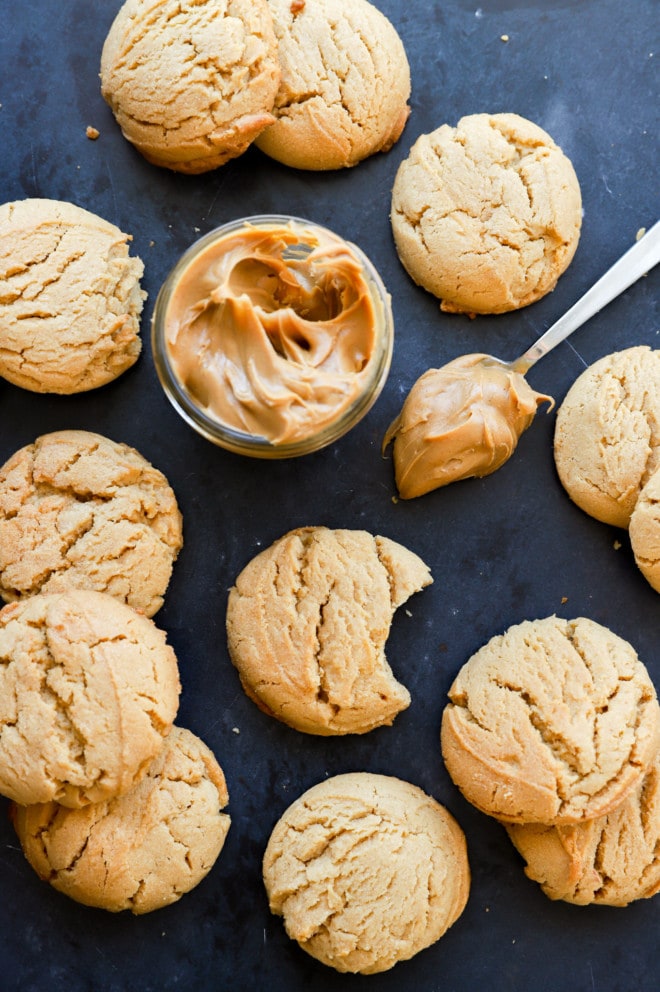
[383,354,552,498]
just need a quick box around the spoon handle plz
[514,219,660,372]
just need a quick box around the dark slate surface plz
[1,1,658,990]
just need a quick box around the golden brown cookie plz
[441,616,660,825]
[226,526,432,735]
[554,346,660,528]
[12,726,230,914]
[0,429,183,617]
[262,772,470,974]
[629,465,660,593]
[0,590,180,808]
[390,113,582,314]
[0,198,144,392]
[101,0,280,173]
[254,0,410,170]
[505,747,660,906]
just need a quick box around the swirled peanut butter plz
[162,221,387,445]
[383,353,553,498]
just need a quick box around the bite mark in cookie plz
[226,526,431,734]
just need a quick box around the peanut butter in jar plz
[151,215,393,458]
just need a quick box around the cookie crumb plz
[561,596,568,604]
[232,727,240,734]
[636,227,647,241]
[500,34,510,42]
[613,539,622,550]
[86,125,100,140]
[405,609,413,617]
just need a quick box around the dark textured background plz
[1,1,658,990]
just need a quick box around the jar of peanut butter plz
[151,215,394,458]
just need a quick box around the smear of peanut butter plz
[383,353,553,498]
[164,222,384,444]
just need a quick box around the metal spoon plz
[490,219,660,375]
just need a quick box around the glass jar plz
[150,214,394,458]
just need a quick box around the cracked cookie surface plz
[441,616,660,825]
[0,198,144,392]
[0,590,180,807]
[101,0,280,173]
[226,526,432,735]
[505,747,660,906]
[390,113,582,314]
[12,726,230,914]
[262,772,470,974]
[0,430,183,617]
[554,346,660,528]
[255,0,410,170]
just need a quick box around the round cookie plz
[554,346,660,528]
[226,526,432,735]
[0,590,180,808]
[0,198,144,393]
[254,0,411,170]
[262,772,470,974]
[12,726,230,915]
[630,465,660,592]
[390,113,582,314]
[505,747,660,906]
[440,616,660,825]
[0,429,183,617]
[101,0,280,174]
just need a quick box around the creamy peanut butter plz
[162,221,387,445]
[383,353,553,498]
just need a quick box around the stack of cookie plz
[0,431,232,914]
[100,0,411,173]
[554,345,660,595]
[440,615,660,906]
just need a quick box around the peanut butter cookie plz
[101,0,280,173]
[255,0,410,170]
[263,772,470,974]
[630,465,660,593]
[441,616,660,825]
[505,747,660,906]
[391,113,582,314]
[0,590,180,808]
[226,526,432,735]
[0,198,144,392]
[554,346,660,529]
[0,430,183,617]
[12,726,230,914]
